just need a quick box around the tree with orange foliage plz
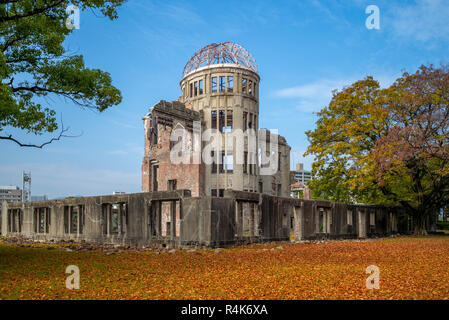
[306,65,449,235]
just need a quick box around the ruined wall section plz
[259,134,291,197]
[2,190,424,248]
[142,100,204,197]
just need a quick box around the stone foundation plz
[1,190,420,248]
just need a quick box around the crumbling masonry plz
[1,190,420,247]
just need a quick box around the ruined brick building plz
[1,43,436,248]
[142,42,291,198]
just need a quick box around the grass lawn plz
[0,236,448,300]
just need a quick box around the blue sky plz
[1,0,448,198]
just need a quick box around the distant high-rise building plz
[293,163,312,184]
[0,186,22,205]
[289,164,313,199]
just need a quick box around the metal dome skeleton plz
[182,42,258,77]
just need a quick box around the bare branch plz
[0,121,82,148]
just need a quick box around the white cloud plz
[274,75,396,113]
[390,0,449,43]
[128,2,206,26]
[308,0,351,27]
[107,118,139,130]
[124,1,206,52]
[275,79,353,113]
[107,142,142,157]
[107,150,129,156]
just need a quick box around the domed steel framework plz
[182,42,258,77]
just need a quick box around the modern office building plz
[293,163,312,184]
[0,187,22,230]
[0,186,22,204]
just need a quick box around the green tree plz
[305,77,390,204]
[305,65,449,235]
[0,0,125,148]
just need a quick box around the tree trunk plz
[413,211,428,236]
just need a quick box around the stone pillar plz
[101,205,106,235]
[43,208,47,234]
[358,210,366,238]
[239,202,243,238]
[155,201,161,237]
[322,209,327,234]
[293,205,304,241]
[254,204,259,236]
[106,204,112,236]
[178,199,184,239]
[249,203,255,237]
[326,209,332,234]
[1,201,8,235]
[171,200,176,240]
[118,203,123,235]
[33,208,37,233]
[235,201,243,239]
[124,203,128,234]
[76,207,81,236]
